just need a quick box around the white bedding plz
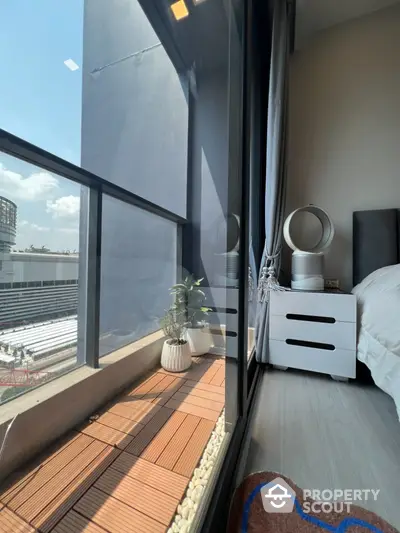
[352,264,400,420]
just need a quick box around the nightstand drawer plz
[270,291,356,323]
[269,315,356,351]
[269,340,356,378]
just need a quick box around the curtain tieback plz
[248,266,255,302]
[257,251,287,302]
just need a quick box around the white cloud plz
[19,220,49,232]
[46,195,80,219]
[59,227,79,235]
[30,223,50,232]
[0,163,59,201]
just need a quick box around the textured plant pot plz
[161,340,192,372]
[185,326,213,356]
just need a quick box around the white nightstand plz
[269,290,356,380]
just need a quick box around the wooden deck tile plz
[165,398,221,422]
[17,440,107,523]
[156,414,200,470]
[198,363,221,384]
[126,372,166,399]
[81,421,133,450]
[34,447,120,533]
[139,411,186,463]
[125,406,174,458]
[111,452,189,500]
[110,399,161,425]
[184,379,225,396]
[7,434,93,511]
[142,374,177,402]
[95,467,178,526]
[178,384,224,403]
[0,507,35,533]
[193,355,224,366]
[209,365,225,387]
[0,356,225,533]
[0,432,81,506]
[174,419,215,477]
[172,391,224,412]
[96,412,144,436]
[158,360,213,381]
[151,376,186,406]
[52,510,108,533]
[75,486,165,533]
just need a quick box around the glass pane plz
[0,0,188,218]
[248,254,257,361]
[0,152,85,404]
[99,195,177,357]
[171,0,247,523]
[82,0,188,217]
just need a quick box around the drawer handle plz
[286,339,335,351]
[208,306,238,314]
[210,329,237,338]
[286,313,335,324]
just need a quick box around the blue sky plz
[0,0,84,251]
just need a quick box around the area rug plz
[227,472,398,533]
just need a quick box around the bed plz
[352,208,400,419]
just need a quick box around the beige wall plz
[285,4,400,291]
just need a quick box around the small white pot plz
[185,326,213,356]
[161,340,192,372]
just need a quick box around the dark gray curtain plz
[255,0,290,363]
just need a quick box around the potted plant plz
[170,276,213,356]
[160,307,192,372]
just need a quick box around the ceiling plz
[295,0,400,47]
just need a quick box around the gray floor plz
[243,368,400,529]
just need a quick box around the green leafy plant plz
[160,308,187,345]
[170,275,211,328]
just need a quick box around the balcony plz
[0,355,225,532]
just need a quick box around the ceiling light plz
[64,59,79,71]
[171,0,189,20]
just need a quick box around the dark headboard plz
[353,209,400,286]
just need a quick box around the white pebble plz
[168,411,226,528]
[184,499,192,509]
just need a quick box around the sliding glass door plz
[0,0,261,530]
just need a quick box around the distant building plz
[0,252,79,329]
[0,196,17,283]
[0,196,79,329]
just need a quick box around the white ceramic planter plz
[161,340,192,372]
[185,326,213,356]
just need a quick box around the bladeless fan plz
[283,205,335,291]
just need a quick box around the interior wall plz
[285,3,400,291]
